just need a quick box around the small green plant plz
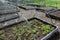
[41,25,54,35]
[0,30,6,40]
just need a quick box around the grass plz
[45,0,60,8]
[27,0,60,8]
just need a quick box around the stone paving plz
[0,8,60,32]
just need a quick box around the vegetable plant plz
[41,25,54,35]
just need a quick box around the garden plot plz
[0,10,19,15]
[0,5,19,18]
[46,10,60,20]
[0,18,57,40]
[36,6,56,12]
[0,13,18,18]
[0,6,19,15]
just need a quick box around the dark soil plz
[50,11,60,17]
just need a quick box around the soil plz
[36,7,53,10]
[0,19,54,40]
[49,11,60,18]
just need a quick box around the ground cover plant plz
[0,19,54,40]
[25,0,60,8]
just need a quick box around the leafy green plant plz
[0,30,6,40]
[41,25,54,35]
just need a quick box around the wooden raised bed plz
[0,17,58,40]
[36,7,56,12]
[46,10,60,20]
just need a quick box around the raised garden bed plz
[46,10,60,20]
[0,10,20,15]
[0,15,19,23]
[36,6,56,12]
[0,5,20,15]
[0,18,57,40]
[18,5,37,10]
